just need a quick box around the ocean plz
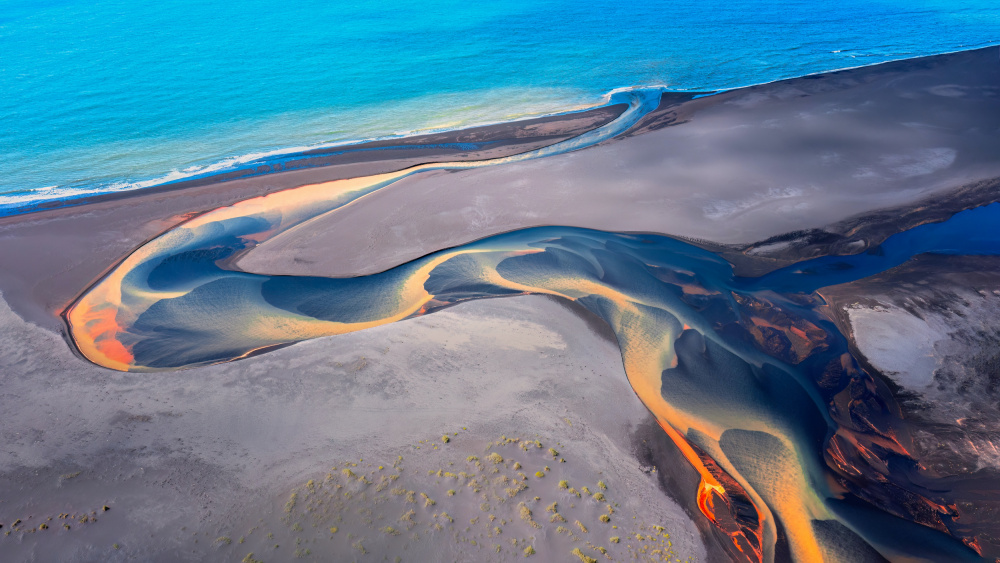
[2,0,998,214]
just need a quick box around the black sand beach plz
[2,47,1000,562]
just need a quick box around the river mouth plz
[53,49,1000,562]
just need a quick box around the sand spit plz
[236,48,1000,278]
[0,103,625,331]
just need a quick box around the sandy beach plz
[2,47,1000,562]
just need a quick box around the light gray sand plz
[819,255,1000,554]
[0,293,705,562]
[1,47,999,562]
[824,256,1000,473]
[237,48,1000,277]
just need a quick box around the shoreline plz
[1,45,1000,562]
[1,101,630,217]
[0,99,635,330]
[234,47,1000,280]
[7,44,998,219]
[1,47,998,333]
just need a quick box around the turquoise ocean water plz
[2,0,999,214]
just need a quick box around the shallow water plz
[64,96,1000,560]
[3,0,1000,212]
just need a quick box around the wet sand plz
[0,104,626,330]
[1,47,1000,562]
[236,48,1000,279]
[818,255,1000,556]
[2,49,998,331]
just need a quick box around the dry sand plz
[0,293,707,562]
[1,47,1000,562]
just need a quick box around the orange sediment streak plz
[657,420,727,521]
[657,420,764,563]
[65,302,133,370]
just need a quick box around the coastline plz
[0,102,629,330]
[3,102,628,217]
[235,47,1000,279]
[2,47,999,334]
[1,46,999,562]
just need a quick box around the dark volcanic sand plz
[0,104,625,330]
[1,47,1000,562]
